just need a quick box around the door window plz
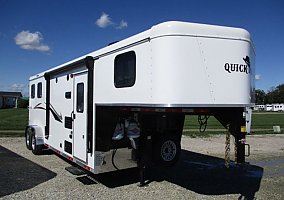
[76,83,84,113]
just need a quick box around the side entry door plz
[73,72,88,162]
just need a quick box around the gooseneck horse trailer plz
[26,21,255,185]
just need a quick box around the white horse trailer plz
[26,21,255,185]
[265,104,273,111]
[254,104,265,111]
[272,104,284,112]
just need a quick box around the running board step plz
[65,166,86,176]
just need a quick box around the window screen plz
[76,83,84,113]
[114,51,136,88]
[31,84,35,99]
[37,82,42,98]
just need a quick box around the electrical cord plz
[198,115,210,132]
[112,149,120,170]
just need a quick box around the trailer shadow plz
[0,145,57,198]
[149,150,263,199]
[91,168,139,186]
[92,149,263,199]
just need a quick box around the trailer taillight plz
[84,165,91,171]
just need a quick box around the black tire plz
[31,131,43,155]
[25,127,32,150]
[153,135,181,167]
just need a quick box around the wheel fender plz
[28,125,44,145]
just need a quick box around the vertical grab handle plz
[71,111,76,120]
[245,144,250,157]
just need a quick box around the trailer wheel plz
[153,136,181,167]
[31,132,43,155]
[25,127,32,150]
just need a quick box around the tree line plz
[255,84,284,104]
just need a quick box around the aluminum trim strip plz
[95,103,251,108]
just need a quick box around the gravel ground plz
[0,134,284,200]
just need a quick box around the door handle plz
[71,111,76,120]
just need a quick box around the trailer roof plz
[151,21,251,41]
[30,21,252,80]
[0,91,22,97]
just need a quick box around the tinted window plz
[114,51,136,88]
[76,83,84,113]
[31,84,35,99]
[37,82,42,98]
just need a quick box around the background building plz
[0,91,22,108]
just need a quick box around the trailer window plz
[76,83,84,113]
[37,82,42,98]
[31,84,35,99]
[114,51,136,88]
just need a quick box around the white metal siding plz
[95,42,151,104]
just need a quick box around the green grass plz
[0,108,283,138]
[183,113,284,130]
[183,115,225,137]
[183,113,284,137]
[183,115,223,130]
[251,112,284,129]
[0,108,28,137]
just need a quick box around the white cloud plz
[96,12,128,29]
[9,83,29,96]
[15,31,50,52]
[255,74,261,80]
[96,12,112,28]
[116,20,128,29]
[10,83,26,92]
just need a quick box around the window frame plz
[37,82,42,98]
[31,84,35,99]
[76,82,84,113]
[114,51,136,88]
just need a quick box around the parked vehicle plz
[26,21,255,185]
[272,104,284,112]
[265,104,273,111]
[254,104,265,111]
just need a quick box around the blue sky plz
[0,0,283,96]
